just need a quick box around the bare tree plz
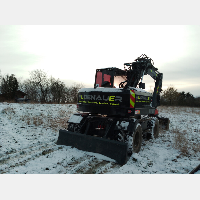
[9,68,85,104]
[50,77,66,103]
[161,86,179,106]
[69,83,84,103]
[29,69,50,103]
[22,79,39,102]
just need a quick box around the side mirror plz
[139,82,145,89]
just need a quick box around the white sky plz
[1,25,200,96]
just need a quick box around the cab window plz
[96,71,102,87]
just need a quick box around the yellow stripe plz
[130,99,135,107]
[130,90,135,108]
[156,86,159,94]
[130,90,135,98]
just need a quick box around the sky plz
[0,25,200,96]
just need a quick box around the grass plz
[172,128,200,156]
[18,113,69,131]
[1,104,72,131]
[1,107,16,115]
[159,106,200,156]
[159,106,200,115]
[172,128,190,156]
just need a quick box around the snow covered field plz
[0,103,200,174]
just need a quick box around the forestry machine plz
[57,54,170,165]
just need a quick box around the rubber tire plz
[67,123,74,131]
[132,124,142,153]
[153,118,159,139]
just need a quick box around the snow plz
[68,114,83,123]
[79,87,123,93]
[1,103,200,174]
[130,87,152,95]
[79,87,152,96]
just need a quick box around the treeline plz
[1,70,200,107]
[160,87,200,107]
[0,69,83,103]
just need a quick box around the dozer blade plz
[57,130,128,165]
[158,117,170,130]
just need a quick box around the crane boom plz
[124,54,163,108]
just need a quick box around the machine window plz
[96,71,102,87]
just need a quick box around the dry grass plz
[19,114,69,131]
[172,128,200,156]
[1,104,71,131]
[173,128,190,156]
[19,115,44,126]
[1,107,16,115]
[159,106,200,115]
[46,117,69,131]
[158,106,200,156]
[58,110,69,118]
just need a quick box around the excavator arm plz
[124,54,163,108]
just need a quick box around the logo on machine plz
[79,94,122,102]
[137,96,149,100]
[78,94,122,105]
[136,95,151,103]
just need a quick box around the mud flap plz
[57,130,128,165]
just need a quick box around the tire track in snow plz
[0,142,58,174]
[189,163,200,174]
[1,104,122,174]
[65,157,106,174]
[0,113,59,174]
[58,154,120,174]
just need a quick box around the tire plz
[127,123,142,154]
[68,123,80,132]
[67,123,74,131]
[73,124,80,132]
[115,130,125,142]
[152,118,159,139]
[132,124,142,153]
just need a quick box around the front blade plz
[57,130,127,165]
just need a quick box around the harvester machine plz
[57,54,170,165]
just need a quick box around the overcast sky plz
[0,25,200,96]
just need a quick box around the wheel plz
[115,129,125,142]
[127,123,142,154]
[152,118,159,139]
[67,123,74,131]
[73,124,80,132]
[67,123,80,132]
[132,124,142,153]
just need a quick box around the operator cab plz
[94,67,145,89]
[94,67,127,88]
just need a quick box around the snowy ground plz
[0,103,200,174]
